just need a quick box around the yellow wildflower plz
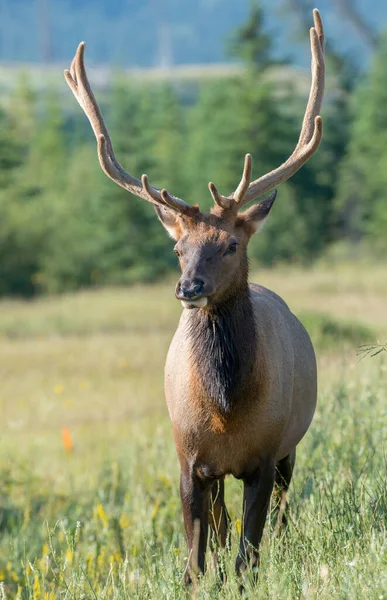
[151,498,160,520]
[119,513,130,529]
[95,503,108,528]
[33,574,41,600]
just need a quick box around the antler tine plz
[296,9,325,149]
[243,116,323,203]
[234,154,252,203]
[207,154,252,210]
[208,182,233,210]
[65,43,118,169]
[64,43,192,214]
[313,8,325,53]
[140,174,190,212]
[220,9,325,209]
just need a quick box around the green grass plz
[299,312,374,349]
[0,265,386,599]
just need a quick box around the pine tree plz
[0,108,24,189]
[0,78,45,296]
[336,32,387,249]
[228,0,272,70]
[95,77,179,283]
[187,1,313,263]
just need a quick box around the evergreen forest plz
[0,1,385,296]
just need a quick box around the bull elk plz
[65,8,324,585]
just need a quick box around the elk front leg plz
[236,458,275,576]
[180,464,212,584]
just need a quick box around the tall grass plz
[0,265,386,599]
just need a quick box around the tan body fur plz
[166,283,317,480]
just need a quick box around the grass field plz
[0,263,386,599]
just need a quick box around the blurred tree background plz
[0,0,385,296]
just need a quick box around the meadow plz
[0,262,386,599]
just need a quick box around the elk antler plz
[209,9,325,210]
[64,43,193,215]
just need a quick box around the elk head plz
[64,9,324,310]
[154,168,279,309]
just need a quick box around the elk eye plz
[174,246,181,257]
[224,242,238,256]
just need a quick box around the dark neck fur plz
[187,285,256,415]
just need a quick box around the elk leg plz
[180,464,212,584]
[209,478,231,579]
[236,459,275,577]
[275,449,296,529]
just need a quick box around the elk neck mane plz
[186,287,257,415]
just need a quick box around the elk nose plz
[179,278,205,299]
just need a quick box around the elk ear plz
[239,190,277,235]
[154,205,184,240]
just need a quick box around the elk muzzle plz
[175,278,209,309]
